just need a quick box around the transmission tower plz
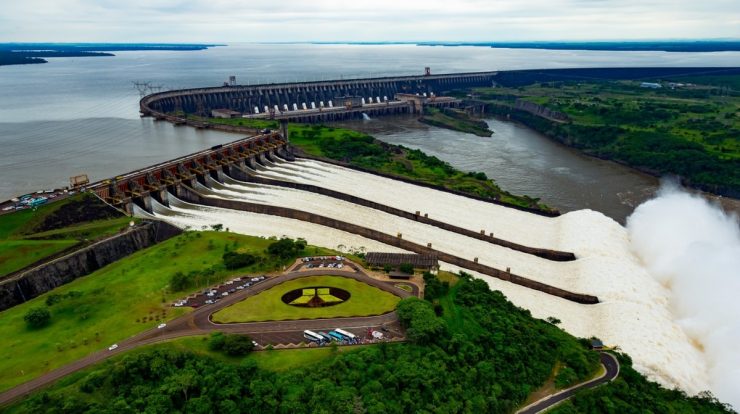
[132,81,152,97]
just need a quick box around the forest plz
[7,274,733,413]
[477,77,740,197]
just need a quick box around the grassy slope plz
[0,194,132,277]
[0,231,346,392]
[200,116,552,211]
[476,76,740,195]
[212,275,400,323]
[420,106,493,137]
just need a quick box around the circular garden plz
[211,275,400,323]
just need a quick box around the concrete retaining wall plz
[229,169,575,261]
[0,221,182,311]
[179,187,598,304]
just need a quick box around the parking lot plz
[294,256,358,272]
[172,274,268,308]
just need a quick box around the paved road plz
[516,353,620,414]
[0,267,413,406]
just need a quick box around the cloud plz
[0,0,738,42]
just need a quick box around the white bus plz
[303,330,324,343]
[334,328,356,340]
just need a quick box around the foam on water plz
[139,160,716,398]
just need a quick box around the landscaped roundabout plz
[210,275,401,323]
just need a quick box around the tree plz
[222,251,257,270]
[208,331,225,351]
[267,238,305,259]
[24,307,51,329]
[398,263,414,274]
[222,334,254,356]
[169,271,190,292]
[396,298,447,344]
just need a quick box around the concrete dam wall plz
[0,221,181,311]
[140,71,497,117]
[175,184,598,305]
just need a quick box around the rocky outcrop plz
[514,99,569,122]
[0,221,181,311]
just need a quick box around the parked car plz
[108,344,119,351]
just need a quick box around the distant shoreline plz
[0,43,221,67]
[307,40,740,53]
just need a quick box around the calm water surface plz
[1,43,739,218]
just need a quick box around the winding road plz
[0,266,414,406]
[0,264,618,410]
[516,353,620,414]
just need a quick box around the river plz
[2,43,739,219]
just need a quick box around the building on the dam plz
[140,70,497,123]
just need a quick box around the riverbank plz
[474,76,740,198]
[419,107,493,137]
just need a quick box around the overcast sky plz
[1,0,739,43]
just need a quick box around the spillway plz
[137,157,711,396]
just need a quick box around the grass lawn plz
[0,194,133,277]
[211,275,401,323]
[0,239,79,275]
[0,231,344,392]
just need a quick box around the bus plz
[318,332,333,343]
[303,330,324,344]
[328,331,345,342]
[334,328,356,340]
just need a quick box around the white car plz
[157,323,167,329]
[221,292,229,296]
[108,344,119,351]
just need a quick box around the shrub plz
[266,237,307,259]
[222,251,258,270]
[24,307,51,329]
[399,263,414,274]
[222,335,254,356]
[169,271,190,292]
[208,332,225,351]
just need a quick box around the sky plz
[1,0,739,43]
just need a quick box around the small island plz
[0,43,219,66]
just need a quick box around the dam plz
[139,70,496,122]
[81,70,713,397]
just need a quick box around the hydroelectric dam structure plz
[139,70,497,123]
[88,70,600,306]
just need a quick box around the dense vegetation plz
[476,76,740,197]
[420,107,493,137]
[9,273,603,413]
[6,270,734,413]
[0,232,347,392]
[550,353,735,413]
[0,193,132,276]
[202,116,552,211]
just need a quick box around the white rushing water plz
[139,158,715,398]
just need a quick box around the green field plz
[212,275,401,323]
[0,194,132,276]
[0,231,346,392]
[476,76,740,195]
